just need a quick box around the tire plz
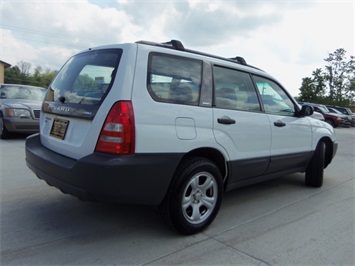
[0,118,10,139]
[325,118,335,128]
[305,141,325,187]
[160,157,223,235]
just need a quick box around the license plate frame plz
[50,118,69,140]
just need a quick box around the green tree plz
[324,48,354,105]
[298,48,354,106]
[41,69,57,88]
[298,69,326,103]
[4,61,57,88]
[298,77,317,103]
[5,61,32,85]
[74,74,97,90]
[30,66,43,86]
[18,61,31,77]
[4,66,22,84]
[29,66,57,88]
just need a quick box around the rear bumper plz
[25,134,182,205]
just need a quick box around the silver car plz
[0,84,46,139]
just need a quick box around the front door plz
[253,75,312,173]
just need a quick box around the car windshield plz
[318,105,330,113]
[0,85,46,100]
[345,108,353,115]
[330,108,343,115]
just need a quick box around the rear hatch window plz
[43,49,122,119]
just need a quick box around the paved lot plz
[1,128,354,265]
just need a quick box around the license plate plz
[50,118,69,140]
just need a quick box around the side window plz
[213,66,261,111]
[253,76,295,116]
[147,53,201,105]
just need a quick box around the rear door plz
[212,66,271,182]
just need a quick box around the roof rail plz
[162,40,185,51]
[136,39,261,70]
[229,56,247,65]
[136,40,185,51]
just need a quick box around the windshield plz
[45,49,122,105]
[345,108,353,115]
[318,105,330,113]
[0,85,46,100]
[330,108,343,114]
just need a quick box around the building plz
[0,60,12,83]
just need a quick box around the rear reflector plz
[95,101,135,154]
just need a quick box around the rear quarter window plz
[147,53,202,105]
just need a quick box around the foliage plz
[4,61,57,89]
[298,48,355,107]
[74,74,97,90]
[4,61,98,91]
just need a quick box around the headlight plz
[5,108,31,118]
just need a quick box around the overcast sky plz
[1,0,354,96]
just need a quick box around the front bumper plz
[25,134,182,205]
[3,117,39,133]
[340,119,351,127]
[332,141,338,159]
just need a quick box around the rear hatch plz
[40,44,135,159]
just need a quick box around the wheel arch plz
[320,136,334,168]
[325,117,336,128]
[160,148,226,234]
[182,147,228,184]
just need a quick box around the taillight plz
[95,101,135,155]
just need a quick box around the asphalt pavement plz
[0,128,354,265]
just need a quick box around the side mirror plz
[298,105,314,117]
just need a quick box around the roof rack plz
[162,40,185,51]
[229,56,247,66]
[136,40,185,51]
[136,39,258,69]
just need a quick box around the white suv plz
[26,40,337,235]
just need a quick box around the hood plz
[0,99,42,109]
[325,112,345,118]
